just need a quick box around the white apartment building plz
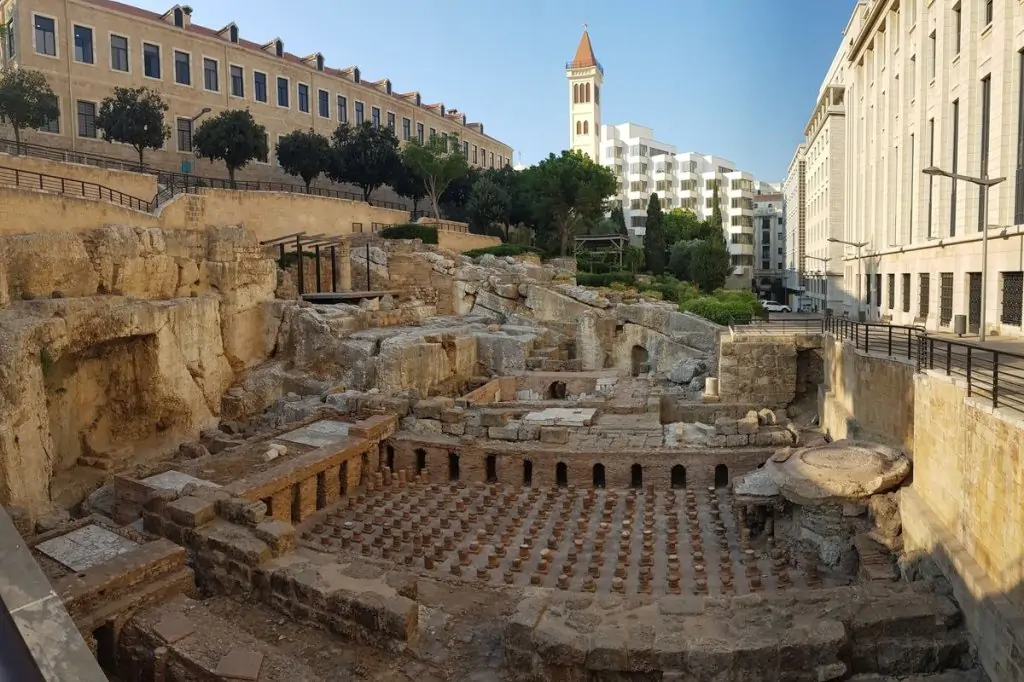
[838,0,1024,335]
[784,145,807,306]
[753,193,787,300]
[566,30,760,287]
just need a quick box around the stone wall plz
[0,185,161,235]
[437,230,501,253]
[818,336,915,452]
[717,334,804,407]
[0,151,159,200]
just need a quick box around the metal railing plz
[0,164,151,211]
[729,316,822,334]
[823,315,923,362]
[917,335,1024,412]
[0,138,410,211]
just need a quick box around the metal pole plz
[296,235,305,297]
[857,245,864,321]
[365,242,371,291]
[314,245,323,293]
[330,245,338,292]
[980,181,989,343]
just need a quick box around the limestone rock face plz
[0,225,277,514]
[769,440,911,505]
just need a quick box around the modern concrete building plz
[0,0,512,199]
[836,0,1024,335]
[752,192,787,301]
[783,145,806,307]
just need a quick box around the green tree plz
[392,161,427,217]
[521,150,617,256]
[438,166,479,223]
[688,232,733,292]
[327,121,402,205]
[95,86,169,169]
[663,209,708,245]
[402,132,469,219]
[610,205,628,236]
[667,240,695,281]
[466,176,511,238]
[643,193,667,274]
[275,129,330,191]
[193,109,268,187]
[0,69,59,154]
[709,183,724,233]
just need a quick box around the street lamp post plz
[827,237,869,320]
[806,255,831,315]
[922,166,1006,342]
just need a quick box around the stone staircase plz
[525,338,580,372]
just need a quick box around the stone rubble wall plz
[717,334,804,407]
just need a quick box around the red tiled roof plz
[571,30,598,68]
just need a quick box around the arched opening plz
[585,82,591,102]
[583,120,589,135]
[575,121,581,135]
[630,463,643,489]
[415,448,426,474]
[592,463,605,488]
[385,444,395,472]
[714,464,729,489]
[556,462,568,487]
[485,454,497,483]
[523,459,533,487]
[573,83,579,104]
[631,345,650,377]
[671,465,687,489]
[173,7,183,27]
[547,381,567,400]
[339,461,348,494]
[360,452,369,484]
[448,452,460,481]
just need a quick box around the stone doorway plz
[631,345,650,377]
[714,464,729,488]
[448,452,460,481]
[592,463,606,488]
[631,463,643,488]
[485,454,498,483]
[523,459,533,486]
[556,462,568,487]
[671,465,687,489]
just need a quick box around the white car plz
[761,300,792,313]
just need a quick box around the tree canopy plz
[466,176,511,238]
[402,133,470,219]
[610,205,628,236]
[275,129,330,190]
[327,122,402,204]
[520,150,617,256]
[193,109,269,186]
[0,69,60,153]
[643,193,667,274]
[94,87,169,168]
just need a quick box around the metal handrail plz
[0,164,151,211]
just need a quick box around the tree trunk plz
[430,195,441,221]
[12,127,21,156]
[560,225,569,257]
[304,179,312,192]
[363,186,373,205]
[228,167,236,189]
[137,147,145,171]
[412,197,420,217]
[503,222,511,243]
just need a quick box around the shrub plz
[379,223,438,244]
[680,289,764,325]
[575,271,636,288]
[639,289,664,300]
[463,244,542,258]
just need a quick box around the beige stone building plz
[0,0,513,203]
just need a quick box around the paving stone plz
[214,649,264,681]
[277,419,351,448]
[152,613,196,644]
[143,471,221,494]
[35,524,139,572]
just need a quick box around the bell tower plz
[566,26,602,161]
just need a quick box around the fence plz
[823,316,922,362]
[0,164,152,211]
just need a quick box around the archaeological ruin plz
[0,179,1020,682]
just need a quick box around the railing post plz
[993,351,1000,408]
[906,329,912,359]
[916,336,923,372]
[863,325,869,353]
[887,326,893,357]
[966,347,973,397]
[945,341,952,375]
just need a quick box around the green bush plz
[680,289,765,325]
[463,244,541,258]
[639,289,664,300]
[379,224,439,244]
[575,271,636,288]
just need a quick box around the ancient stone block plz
[253,520,296,557]
[166,496,216,528]
[714,418,738,436]
[737,411,760,435]
[517,424,541,441]
[216,498,267,527]
[441,422,465,436]
[412,397,454,420]
[725,435,748,447]
[488,426,519,441]
[540,427,570,444]
[480,411,512,428]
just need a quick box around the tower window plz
[573,83,579,104]
[595,85,600,105]
[583,120,588,135]
[576,121,581,135]
[585,82,591,102]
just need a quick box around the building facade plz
[0,0,513,202]
[837,0,1024,334]
[753,192,787,301]
[783,145,807,307]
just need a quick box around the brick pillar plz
[321,467,341,507]
[338,240,352,292]
[270,489,292,522]
[295,477,317,522]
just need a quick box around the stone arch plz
[585,82,591,102]
[448,452,460,481]
[592,463,606,488]
[523,459,533,487]
[583,120,589,135]
[385,443,395,471]
[576,120,581,135]
[547,381,567,399]
[485,454,498,483]
[573,83,579,104]
[631,463,643,489]
[556,462,568,487]
[714,464,729,489]
[671,465,686,489]
[415,448,426,474]
[631,345,650,377]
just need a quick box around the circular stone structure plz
[768,440,910,505]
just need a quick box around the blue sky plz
[132,0,856,180]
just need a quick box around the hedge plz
[680,289,766,325]
[575,271,637,287]
[463,244,542,258]
[379,224,438,244]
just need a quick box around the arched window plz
[573,83,579,104]
[576,121,582,135]
[714,464,729,489]
[385,444,395,472]
[229,25,239,43]
[595,85,600,105]
[592,463,605,488]
[547,381,567,399]
[449,452,460,481]
[556,462,568,487]
[485,454,498,483]
[585,82,591,102]
[671,465,686,489]
[583,120,589,135]
[523,459,533,487]
[415,449,426,474]
[631,463,643,489]
[173,7,183,27]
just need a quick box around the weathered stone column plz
[576,310,605,371]
[338,239,352,292]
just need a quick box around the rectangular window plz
[355,101,364,124]
[416,122,424,142]
[297,84,309,113]
[37,97,59,133]
[174,51,190,85]
[337,95,348,123]
[143,43,161,78]
[5,17,15,59]
[254,71,267,102]
[110,35,129,72]
[318,90,329,118]
[985,0,994,26]
[430,127,436,140]
[888,274,896,309]
[1001,272,1023,325]
[909,133,915,238]
[203,58,218,91]
[927,118,935,237]
[177,117,192,152]
[277,77,289,107]
[230,65,244,97]
[463,141,469,157]
[76,100,97,138]
[928,31,936,79]
[950,99,960,237]
[73,25,93,64]
[920,274,931,318]
[865,274,872,305]
[34,15,56,56]
[371,106,380,127]
[490,152,495,168]
[953,4,962,54]
[473,144,478,164]
[386,111,395,131]
[402,117,411,141]
[902,273,911,313]
[940,273,954,326]
[980,75,991,232]
[875,273,882,307]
